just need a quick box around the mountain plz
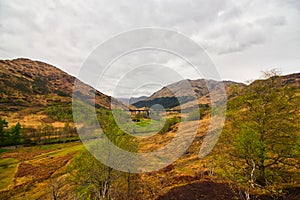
[133,72,300,110]
[133,79,244,109]
[0,58,123,127]
[118,96,148,104]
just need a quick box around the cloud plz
[286,0,300,11]
[191,1,294,55]
[192,13,287,54]
[0,0,299,97]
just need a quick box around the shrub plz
[159,117,180,135]
[186,106,210,121]
[46,104,72,121]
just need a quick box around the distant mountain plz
[118,96,148,104]
[0,58,124,127]
[133,79,244,109]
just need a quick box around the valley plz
[0,59,299,199]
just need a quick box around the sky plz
[1,0,300,97]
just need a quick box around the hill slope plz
[0,58,120,127]
[139,72,300,199]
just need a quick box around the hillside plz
[137,72,300,199]
[253,72,300,88]
[0,66,299,199]
[133,79,244,109]
[0,58,121,127]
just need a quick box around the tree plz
[221,70,299,190]
[68,109,137,199]
[68,149,131,200]
[35,125,44,147]
[10,122,21,148]
[0,117,8,146]
[42,124,54,143]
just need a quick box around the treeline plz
[133,96,196,109]
[0,117,78,147]
[23,122,78,146]
[46,104,73,121]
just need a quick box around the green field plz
[124,118,165,136]
[0,142,83,199]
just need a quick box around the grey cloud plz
[285,0,300,11]
[195,14,287,54]
[256,16,287,27]
[0,0,299,97]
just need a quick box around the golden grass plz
[3,112,72,129]
[0,158,18,190]
[134,114,228,198]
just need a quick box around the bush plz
[186,106,210,121]
[159,117,180,135]
[33,77,48,94]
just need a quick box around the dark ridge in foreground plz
[157,182,300,200]
[157,181,236,200]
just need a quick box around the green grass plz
[0,158,19,190]
[39,141,80,150]
[0,149,11,153]
[30,143,83,160]
[119,117,181,137]
[135,118,151,127]
[0,141,83,198]
[0,142,83,191]
[131,119,165,135]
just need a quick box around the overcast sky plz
[1,0,300,97]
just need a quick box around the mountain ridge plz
[0,58,125,127]
[133,79,244,109]
[133,72,300,110]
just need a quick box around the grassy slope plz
[0,158,18,190]
[0,116,212,199]
[0,142,83,199]
[136,74,300,199]
[136,116,218,197]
